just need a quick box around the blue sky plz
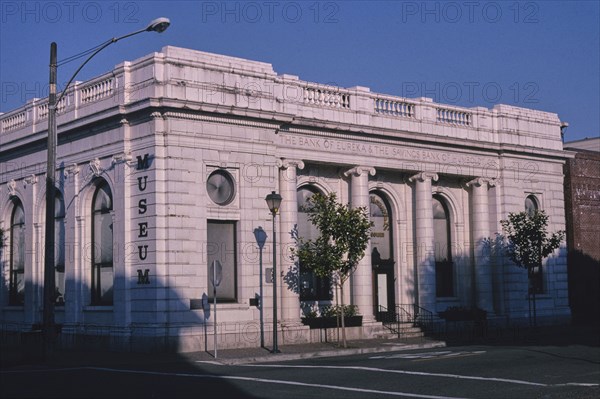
[1,1,598,141]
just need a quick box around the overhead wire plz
[56,39,113,67]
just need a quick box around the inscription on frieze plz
[280,134,497,178]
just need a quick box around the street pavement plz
[1,324,599,398]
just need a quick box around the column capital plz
[277,158,305,170]
[89,158,102,177]
[465,177,496,188]
[64,163,80,178]
[24,174,38,186]
[8,179,17,196]
[343,165,376,178]
[408,171,439,183]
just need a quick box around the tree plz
[291,193,372,348]
[499,210,565,326]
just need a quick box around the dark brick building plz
[564,138,600,323]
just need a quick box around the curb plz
[217,340,447,365]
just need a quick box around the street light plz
[265,191,282,353]
[43,17,170,351]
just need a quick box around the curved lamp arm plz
[54,17,170,107]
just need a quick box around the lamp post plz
[43,17,170,351]
[265,191,282,353]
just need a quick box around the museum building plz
[0,46,571,351]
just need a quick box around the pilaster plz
[343,166,376,320]
[466,177,496,313]
[277,158,304,325]
[408,172,438,312]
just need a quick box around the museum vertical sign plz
[135,154,151,285]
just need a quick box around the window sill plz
[527,294,551,299]
[3,305,24,311]
[83,306,113,312]
[192,302,248,311]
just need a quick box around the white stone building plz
[0,46,571,351]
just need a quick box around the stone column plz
[277,159,304,325]
[409,172,438,312]
[344,166,376,320]
[466,177,495,313]
[63,164,81,326]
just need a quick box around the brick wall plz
[564,149,600,323]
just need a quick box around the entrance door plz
[374,263,395,321]
[370,192,396,321]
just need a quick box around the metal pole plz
[213,284,217,358]
[43,42,57,356]
[272,213,280,353]
[259,246,264,348]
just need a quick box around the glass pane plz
[12,202,25,225]
[94,212,113,263]
[93,184,112,212]
[55,269,65,304]
[15,271,25,303]
[297,188,320,241]
[55,194,65,217]
[12,223,25,271]
[100,267,114,304]
[432,198,450,262]
[207,221,236,301]
[525,196,538,217]
[370,194,391,260]
[55,218,65,267]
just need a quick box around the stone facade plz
[0,46,571,351]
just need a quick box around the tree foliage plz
[499,210,564,270]
[291,192,372,347]
[292,192,372,285]
[498,209,565,326]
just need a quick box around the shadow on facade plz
[568,250,600,325]
[0,277,263,397]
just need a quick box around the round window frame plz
[206,169,236,206]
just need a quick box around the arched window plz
[91,181,113,305]
[297,186,331,301]
[433,195,453,297]
[9,199,25,305]
[369,192,393,265]
[525,195,543,293]
[525,195,538,217]
[55,192,66,305]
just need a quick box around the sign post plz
[209,260,222,358]
[253,227,267,348]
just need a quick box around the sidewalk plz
[181,336,446,365]
[3,323,597,368]
[2,336,446,368]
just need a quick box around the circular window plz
[207,169,235,205]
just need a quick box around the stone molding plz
[343,165,376,178]
[408,171,439,183]
[465,177,497,188]
[277,158,305,170]
[89,158,102,177]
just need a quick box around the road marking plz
[240,364,549,387]
[195,360,223,365]
[4,366,468,399]
[370,351,486,360]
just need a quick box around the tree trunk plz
[340,279,347,348]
